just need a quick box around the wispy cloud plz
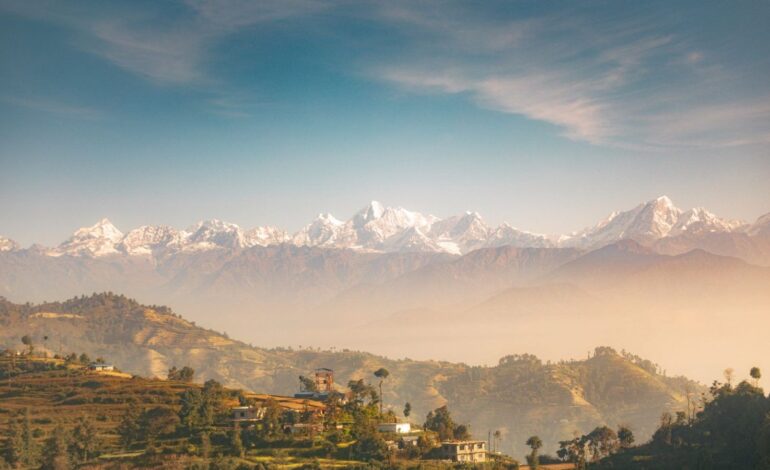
[3,0,769,149]
[1,95,102,119]
[0,0,327,115]
[369,3,770,150]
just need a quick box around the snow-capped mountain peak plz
[183,219,246,251]
[668,207,745,237]
[293,213,350,248]
[76,218,124,241]
[487,224,554,249]
[18,196,761,258]
[52,218,125,257]
[352,201,386,227]
[244,226,291,247]
[120,225,183,256]
[562,196,749,248]
[0,236,20,252]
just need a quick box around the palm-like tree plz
[526,435,543,469]
[373,368,390,417]
[750,367,761,386]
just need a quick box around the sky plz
[1,0,769,247]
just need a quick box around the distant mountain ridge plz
[0,293,701,457]
[2,196,765,259]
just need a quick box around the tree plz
[493,430,502,453]
[558,437,587,469]
[40,425,71,470]
[20,335,33,355]
[751,367,762,386]
[259,398,283,440]
[168,366,195,382]
[19,409,40,467]
[617,425,634,449]
[453,424,471,440]
[3,416,24,466]
[199,432,211,459]
[299,375,318,392]
[179,388,205,434]
[586,426,618,460]
[352,430,390,462]
[403,402,411,419]
[117,408,141,449]
[424,405,463,441]
[229,423,244,457]
[373,368,390,417]
[140,407,180,443]
[526,435,543,469]
[72,417,100,462]
[724,367,735,387]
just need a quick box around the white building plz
[377,422,411,434]
[231,406,264,422]
[440,440,487,463]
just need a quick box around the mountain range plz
[2,196,767,260]
[1,196,769,385]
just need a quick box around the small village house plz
[440,440,487,463]
[230,406,264,423]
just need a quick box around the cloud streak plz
[370,3,770,149]
[3,0,769,149]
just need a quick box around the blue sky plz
[1,0,769,246]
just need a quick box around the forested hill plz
[0,293,700,457]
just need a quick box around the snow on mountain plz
[119,225,184,256]
[25,196,760,258]
[564,196,681,248]
[52,218,124,257]
[562,196,747,249]
[353,202,438,249]
[428,211,491,254]
[292,213,352,248]
[244,226,291,247]
[0,236,20,252]
[486,224,555,249]
[182,219,247,251]
[382,226,444,253]
[351,200,386,228]
[668,208,746,237]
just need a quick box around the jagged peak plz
[314,213,343,225]
[72,218,123,238]
[0,235,20,252]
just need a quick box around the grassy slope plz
[0,294,700,457]
[0,361,355,468]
